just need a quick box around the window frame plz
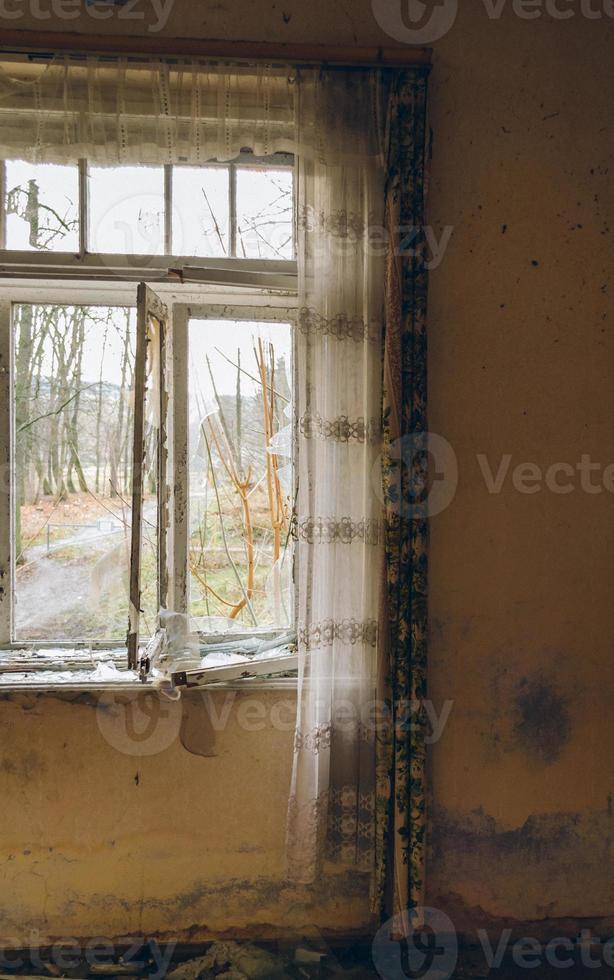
[0,281,299,687]
[170,302,298,648]
[0,288,146,652]
[0,153,296,284]
[128,283,171,670]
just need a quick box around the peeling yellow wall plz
[426,5,614,930]
[0,689,369,942]
[1,0,613,942]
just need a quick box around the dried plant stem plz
[255,339,288,563]
[207,421,255,620]
[201,422,257,626]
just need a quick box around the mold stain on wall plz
[512,680,571,765]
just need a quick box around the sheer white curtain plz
[287,69,387,882]
[0,56,295,164]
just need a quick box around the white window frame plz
[170,302,297,622]
[0,278,298,686]
[0,154,297,288]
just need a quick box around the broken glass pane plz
[188,318,294,635]
[236,167,294,260]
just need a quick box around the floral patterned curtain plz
[375,68,431,920]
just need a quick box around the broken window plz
[1,154,294,264]
[235,166,294,259]
[5,289,298,685]
[0,69,297,685]
[173,166,231,257]
[187,314,294,636]
[5,161,79,253]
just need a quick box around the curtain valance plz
[0,55,296,164]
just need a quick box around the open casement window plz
[137,301,298,687]
[127,284,170,671]
[0,284,298,687]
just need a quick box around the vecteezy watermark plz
[372,0,614,44]
[481,0,614,21]
[373,907,458,980]
[373,911,614,979]
[96,690,183,756]
[397,225,454,270]
[477,452,614,495]
[372,0,459,44]
[372,432,460,520]
[0,934,176,980]
[95,690,453,756]
[0,0,174,32]
[372,436,614,522]
[299,207,455,271]
[203,693,453,744]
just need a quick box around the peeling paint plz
[430,807,614,923]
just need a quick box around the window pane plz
[13,304,157,644]
[5,161,79,252]
[173,166,230,257]
[236,168,294,260]
[140,313,163,636]
[89,166,165,255]
[188,318,294,634]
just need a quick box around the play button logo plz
[372,0,458,43]
[372,907,458,980]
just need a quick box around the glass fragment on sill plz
[143,608,296,691]
[0,652,138,687]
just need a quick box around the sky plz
[189,317,292,409]
[6,159,293,260]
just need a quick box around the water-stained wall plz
[0,688,370,941]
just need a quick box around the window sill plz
[0,648,136,691]
[0,649,298,693]
[0,676,298,693]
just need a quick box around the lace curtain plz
[286,69,387,885]
[0,56,295,164]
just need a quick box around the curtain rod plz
[0,30,432,68]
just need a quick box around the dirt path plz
[14,561,91,632]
